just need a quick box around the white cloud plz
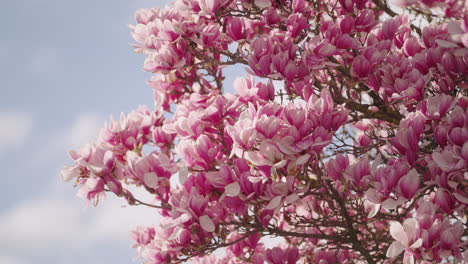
[0,180,159,259]
[0,111,33,152]
[0,255,26,264]
[31,112,103,164]
[0,196,81,252]
[63,113,103,148]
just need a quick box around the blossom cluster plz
[63,0,467,263]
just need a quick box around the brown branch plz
[265,227,351,243]
[325,181,377,264]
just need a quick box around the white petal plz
[245,151,273,166]
[453,192,468,204]
[254,0,271,9]
[432,152,452,172]
[403,218,418,242]
[447,21,463,35]
[285,193,300,205]
[161,213,191,230]
[200,215,215,232]
[410,238,423,249]
[390,221,409,246]
[247,176,263,183]
[225,182,240,197]
[143,172,158,188]
[273,160,287,168]
[382,198,405,210]
[167,227,184,241]
[179,166,188,184]
[386,241,405,258]
[296,154,311,165]
[368,203,381,218]
[435,39,459,48]
[404,252,415,264]
[61,165,79,182]
[265,196,283,210]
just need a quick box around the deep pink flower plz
[265,247,299,264]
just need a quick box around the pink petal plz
[432,152,454,172]
[399,169,420,199]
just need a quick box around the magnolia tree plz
[61,0,468,263]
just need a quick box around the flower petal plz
[285,193,299,205]
[390,221,409,246]
[200,215,215,232]
[265,196,283,210]
[368,203,381,218]
[410,238,422,249]
[179,166,188,184]
[386,241,405,258]
[225,182,240,197]
[144,172,158,188]
[435,39,459,48]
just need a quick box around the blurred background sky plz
[0,0,215,263]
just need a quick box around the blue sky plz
[0,1,177,263]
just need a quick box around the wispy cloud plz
[0,111,33,152]
[31,112,104,164]
[62,113,104,148]
[0,255,25,264]
[0,179,159,261]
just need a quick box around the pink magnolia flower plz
[420,94,455,120]
[265,246,299,264]
[351,55,372,78]
[76,177,106,205]
[226,17,245,41]
[386,219,423,262]
[398,169,420,199]
[354,9,377,32]
[435,188,456,213]
[126,151,177,187]
[448,18,468,47]
[287,13,308,38]
[63,1,468,263]
[248,37,273,77]
[131,226,156,246]
[338,15,355,34]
